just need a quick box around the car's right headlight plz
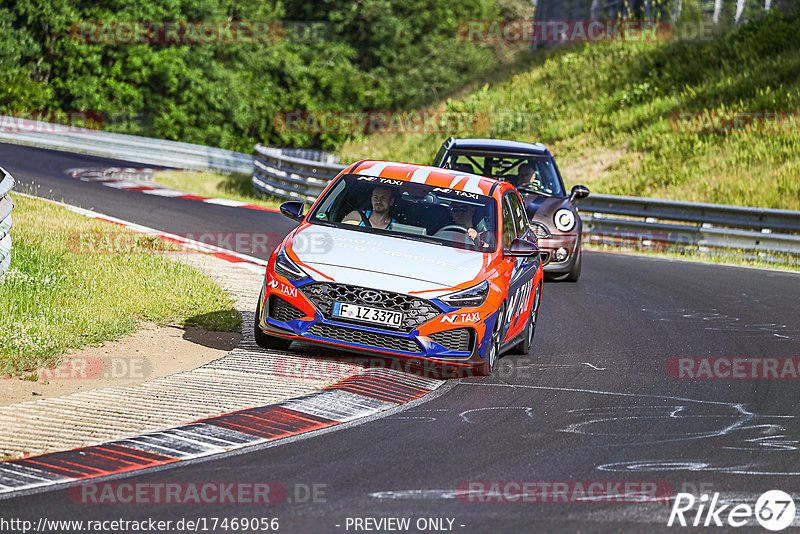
[554,209,576,232]
[273,250,309,281]
[439,280,489,308]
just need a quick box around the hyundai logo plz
[359,290,382,304]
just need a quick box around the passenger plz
[342,185,396,229]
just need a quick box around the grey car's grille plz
[268,296,305,322]
[307,324,421,353]
[429,328,472,352]
[301,283,441,331]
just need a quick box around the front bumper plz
[257,286,495,370]
[539,233,580,273]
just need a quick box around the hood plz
[287,225,487,294]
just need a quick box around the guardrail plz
[0,167,15,278]
[251,147,800,259]
[252,144,343,203]
[0,115,253,174]
[577,194,800,256]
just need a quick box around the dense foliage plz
[0,0,522,151]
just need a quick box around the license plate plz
[333,302,403,327]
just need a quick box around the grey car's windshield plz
[443,152,565,197]
[309,174,497,252]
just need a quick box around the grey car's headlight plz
[554,209,576,232]
[274,251,309,281]
[439,280,489,308]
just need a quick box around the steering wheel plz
[437,225,469,234]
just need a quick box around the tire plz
[476,304,505,376]
[564,246,582,282]
[512,281,541,355]
[254,292,293,351]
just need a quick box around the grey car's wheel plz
[254,292,293,351]
[476,304,505,376]
[564,247,582,282]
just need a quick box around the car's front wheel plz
[512,281,541,355]
[254,292,293,351]
[476,304,505,376]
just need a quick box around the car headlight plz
[274,250,309,281]
[439,280,489,308]
[554,209,576,232]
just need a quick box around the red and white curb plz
[0,368,442,497]
[17,192,268,274]
[68,167,278,213]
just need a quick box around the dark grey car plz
[433,137,589,281]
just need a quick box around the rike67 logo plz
[668,490,796,531]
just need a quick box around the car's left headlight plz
[554,209,576,232]
[274,250,309,281]
[439,280,489,308]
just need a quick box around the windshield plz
[309,174,498,252]
[443,152,565,197]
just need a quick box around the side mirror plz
[504,238,539,257]
[280,201,305,222]
[569,184,590,202]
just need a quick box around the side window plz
[502,196,516,249]
[508,192,528,237]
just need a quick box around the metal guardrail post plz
[0,167,15,278]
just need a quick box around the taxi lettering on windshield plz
[440,312,481,324]
[357,176,403,186]
[431,187,480,200]
[268,277,298,298]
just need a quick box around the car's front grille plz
[268,295,305,322]
[429,328,472,352]
[307,324,421,353]
[301,283,441,331]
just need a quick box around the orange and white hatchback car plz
[255,160,545,376]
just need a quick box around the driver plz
[516,162,536,186]
[449,204,491,249]
[342,185,396,229]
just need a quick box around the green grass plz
[338,10,800,210]
[154,170,284,210]
[0,195,241,377]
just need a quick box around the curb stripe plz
[0,355,442,499]
[69,167,279,213]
